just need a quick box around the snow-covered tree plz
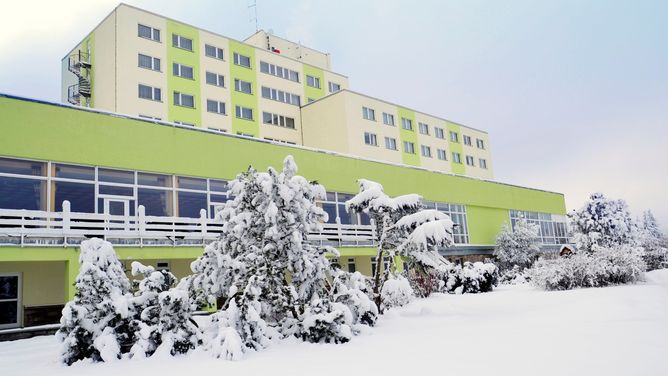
[570,193,639,252]
[380,275,414,309]
[297,298,353,344]
[493,218,540,271]
[57,238,132,365]
[638,210,668,270]
[330,270,378,328]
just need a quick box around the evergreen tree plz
[493,217,540,271]
[638,210,668,270]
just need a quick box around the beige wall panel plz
[0,262,66,307]
[301,92,349,153]
[92,12,118,112]
[258,98,302,143]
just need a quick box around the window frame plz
[173,91,195,108]
[204,44,224,60]
[171,34,193,51]
[233,52,252,68]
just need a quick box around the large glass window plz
[138,188,173,217]
[510,210,568,245]
[0,176,45,210]
[178,176,207,190]
[178,191,207,218]
[138,173,172,187]
[54,181,95,213]
[0,274,20,328]
[423,201,469,244]
[319,192,370,225]
[99,168,134,184]
[55,164,94,180]
[0,157,44,176]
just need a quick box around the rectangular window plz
[362,106,376,121]
[363,132,377,146]
[450,131,459,143]
[403,141,415,154]
[173,91,194,108]
[233,52,251,68]
[463,135,472,146]
[260,86,300,106]
[437,149,447,160]
[328,82,341,93]
[138,84,161,101]
[435,127,445,139]
[418,122,429,135]
[476,138,485,149]
[401,117,413,131]
[452,152,462,164]
[382,112,395,126]
[138,54,160,71]
[479,158,488,169]
[206,100,226,115]
[465,155,475,166]
[262,111,295,129]
[138,24,160,42]
[205,71,225,87]
[234,79,253,94]
[235,105,253,120]
[306,75,321,88]
[420,145,432,158]
[384,137,397,150]
[172,63,194,79]
[204,44,224,60]
[0,273,21,328]
[171,34,193,51]
[260,61,299,82]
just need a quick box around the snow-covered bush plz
[442,262,499,294]
[494,218,540,271]
[57,238,132,365]
[381,275,414,309]
[297,298,353,344]
[638,210,668,271]
[570,193,639,252]
[330,271,378,327]
[531,244,645,290]
[499,265,530,285]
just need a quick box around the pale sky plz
[1,0,666,231]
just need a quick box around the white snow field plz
[2,269,667,376]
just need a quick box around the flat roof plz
[0,92,562,196]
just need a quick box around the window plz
[450,131,459,142]
[362,106,375,121]
[260,61,299,82]
[418,122,429,135]
[263,112,295,129]
[401,117,413,131]
[171,34,193,51]
[235,105,253,120]
[172,63,194,79]
[328,82,341,93]
[204,44,224,60]
[0,158,46,211]
[0,273,21,329]
[206,100,226,115]
[465,155,475,166]
[385,137,397,150]
[476,138,485,149]
[403,141,415,154]
[138,84,161,101]
[435,127,445,139]
[138,54,160,71]
[423,201,469,244]
[382,112,395,126]
[479,158,488,169]
[363,132,377,146]
[205,71,225,87]
[233,52,251,68]
[420,145,432,158]
[318,192,370,226]
[452,152,462,164]
[234,79,253,94]
[437,149,447,160]
[347,258,356,273]
[260,86,301,106]
[306,75,321,88]
[138,24,160,42]
[173,92,194,108]
[463,135,472,146]
[510,210,569,245]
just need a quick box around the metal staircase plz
[67,50,92,105]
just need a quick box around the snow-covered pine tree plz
[570,193,639,252]
[638,210,668,270]
[493,217,540,272]
[346,179,422,310]
[330,270,378,328]
[57,238,132,365]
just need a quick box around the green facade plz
[228,40,259,136]
[166,20,202,127]
[447,122,465,175]
[397,107,420,166]
[303,64,326,101]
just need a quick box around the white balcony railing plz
[0,202,376,248]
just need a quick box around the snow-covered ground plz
[3,269,668,376]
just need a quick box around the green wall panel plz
[228,40,259,136]
[166,20,202,127]
[466,205,512,245]
[447,122,465,174]
[303,64,325,101]
[397,107,420,166]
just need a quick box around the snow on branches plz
[493,217,540,272]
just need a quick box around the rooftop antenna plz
[248,0,259,32]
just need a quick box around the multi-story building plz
[61,3,492,178]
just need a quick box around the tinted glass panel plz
[0,301,18,325]
[99,168,134,184]
[99,185,133,196]
[55,181,94,213]
[0,276,18,299]
[55,164,94,180]
[178,191,207,218]
[210,194,228,203]
[0,158,44,176]
[209,180,227,192]
[138,173,172,187]
[0,176,44,210]
[178,177,207,190]
[138,188,172,216]
[322,203,337,224]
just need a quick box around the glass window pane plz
[210,194,228,203]
[209,180,228,192]
[322,203,337,224]
[55,164,94,180]
[0,276,19,299]
[99,185,133,196]
[54,181,94,213]
[0,301,18,325]
[99,168,134,184]
[138,188,172,217]
[177,176,207,190]
[338,203,352,224]
[138,172,172,187]
[0,157,44,176]
[178,191,207,218]
[0,176,45,210]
